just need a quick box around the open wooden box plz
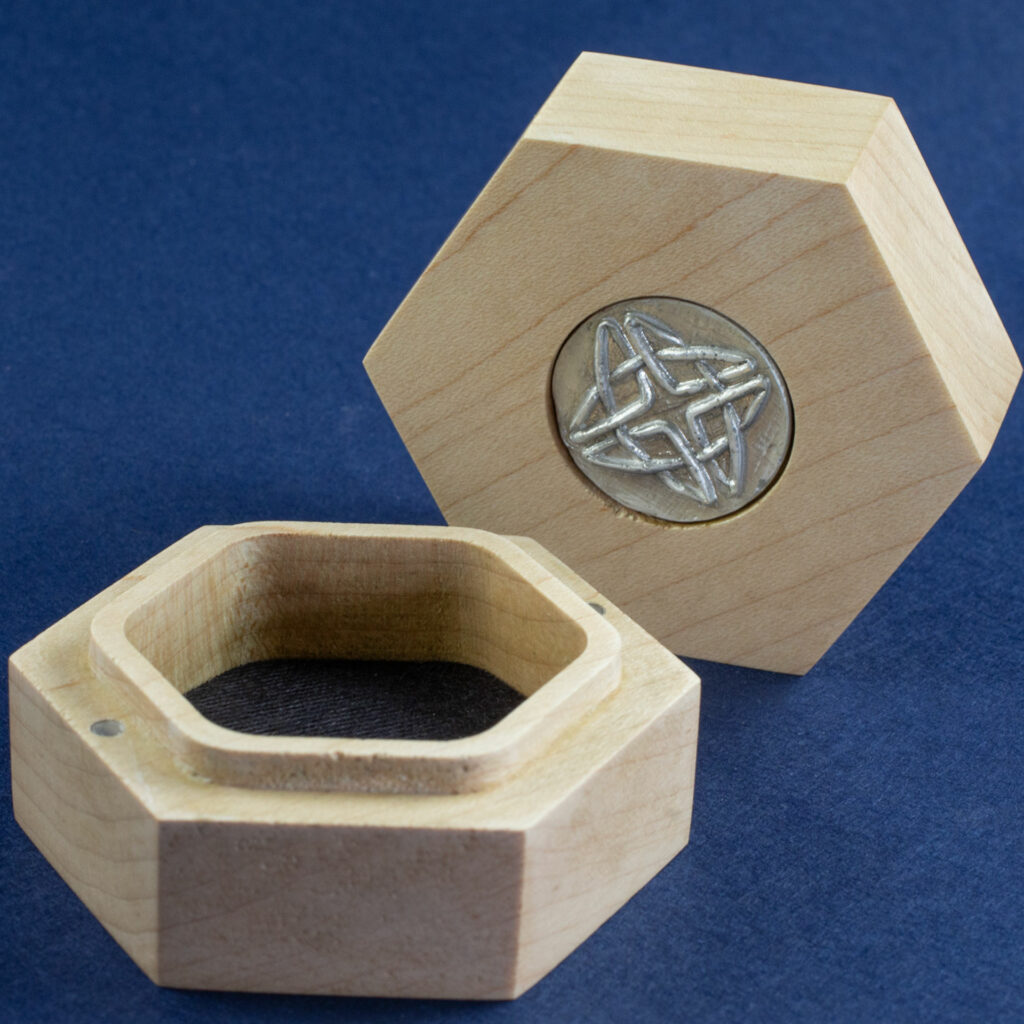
[10,522,699,999]
[10,52,1018,1003]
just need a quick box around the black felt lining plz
[186,658,525,741]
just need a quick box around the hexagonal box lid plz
[364,52,1020,674]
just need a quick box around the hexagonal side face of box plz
[154,818,525,999]
[8,656,161,980]
[87,522,622,794]
[512,651,700,995]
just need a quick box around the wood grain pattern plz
[10,523,700,999]
[528,51,892,180]
[364,52,1020,674]
[88,523,621,795]
[846,100,1020,457]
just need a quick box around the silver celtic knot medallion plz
[551,297,793,523]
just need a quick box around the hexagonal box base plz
[10,523,699,999]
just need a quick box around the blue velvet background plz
[2,1,1021,1021]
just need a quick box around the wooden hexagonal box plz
[10,522,699,999]
[364,53,1020,674]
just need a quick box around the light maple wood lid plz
[364,53,1020,674]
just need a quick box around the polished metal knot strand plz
[565,310,771,507]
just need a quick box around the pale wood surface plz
[364,52,1020,675]
[846,100,1020,458]
[529,51,892,181]
[10,523,700,999]
[88,523,621,795]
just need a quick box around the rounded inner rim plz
[88,525,622,794]
[123,532,589,713]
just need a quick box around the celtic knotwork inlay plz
[552,298,792,524]
[567,310,769,506]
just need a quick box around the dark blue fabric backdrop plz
[2,1,1021,1021]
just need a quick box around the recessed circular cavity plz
[551,296,793,524]
[90,719,124,737]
